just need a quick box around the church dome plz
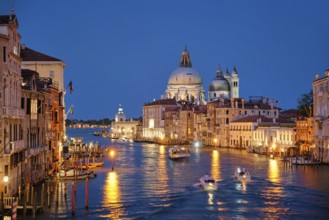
[168,47,203,86]
[209,65,230,92]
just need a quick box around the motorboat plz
[199,175,218,190]
[117,137,128,143]
[168,147,190,160]
[233,167,251,182]
[57,169,96,180]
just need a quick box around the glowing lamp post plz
[214,138,217,149]
[110,150,115,171]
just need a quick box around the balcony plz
[9,140,25,154]
[29,145,48,156]
[2,107,25,119]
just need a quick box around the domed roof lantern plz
[224,68,230,77]
[179,45,192,67]
[215,64,223,79]
[232,66,238,75]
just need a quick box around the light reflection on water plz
[101,171,123,219]
[34,129,329,220]
[211,150,221,181]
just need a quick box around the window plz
[21,97,25,109]
[50,70,54,78]
[37,99,41,113]
[3,46,6,62]
[26,98,31,114]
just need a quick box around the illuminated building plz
[165,46,206,105]
[295,117,314,154]
[21,69,54,185]
[312,69,329,162]
[111,105,139,139]
[21,45,65,178]
[253,117,295,156]
[0,10,25,196]
[143,98,178,141]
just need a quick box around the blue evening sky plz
[1,0,328,120]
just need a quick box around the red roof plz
[144,98,177,106]
[21,46,61,62]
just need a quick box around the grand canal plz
[35,128,329,219]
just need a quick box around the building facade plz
[143,99,178,141]
[21,45,66,171]
[312,69,329,162]
[295,117,314,154]
[0,11,25,196]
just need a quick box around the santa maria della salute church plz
[164,46,239,104]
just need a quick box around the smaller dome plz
[208,65,230,92]
[209,78,230,92]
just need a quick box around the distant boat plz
[93,131,101,136]
[284,157,320,165]
[168,147,190,160]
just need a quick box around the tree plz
[297,90,313,117]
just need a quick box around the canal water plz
[34,128,329,219]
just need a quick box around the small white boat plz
[57,169,96,180]
[199,175,218,190]
[233,168,251,182]
[168,147,190,160]
[117,137,128,143]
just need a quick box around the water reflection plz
[157,145,169,195]
[102,171,123,219]
[268,159,280,183]
[260,159,286,217]
[208,191,214,205]
[211,150,221,181]
[235,182,247,193]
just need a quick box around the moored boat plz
[57,169,96,180]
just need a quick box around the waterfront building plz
[230,115,259,150]
[312,69,329,162]
[295,117,314,154]
[163,105,180,144]
[143,98,178,141]
[20,44,66,169]
[0,11,25,196]
[207,96,279,147]
[162,101,195,144]
[111,105,139,139]
[193,105,207,145]
[21,69,52,185]
[164,47,206,105]
[253,117,295,156]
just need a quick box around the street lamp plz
[3,176,8,184]
[214,138,217,148]
[110,150,115,171]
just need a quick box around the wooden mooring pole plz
[85,178,89,209]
